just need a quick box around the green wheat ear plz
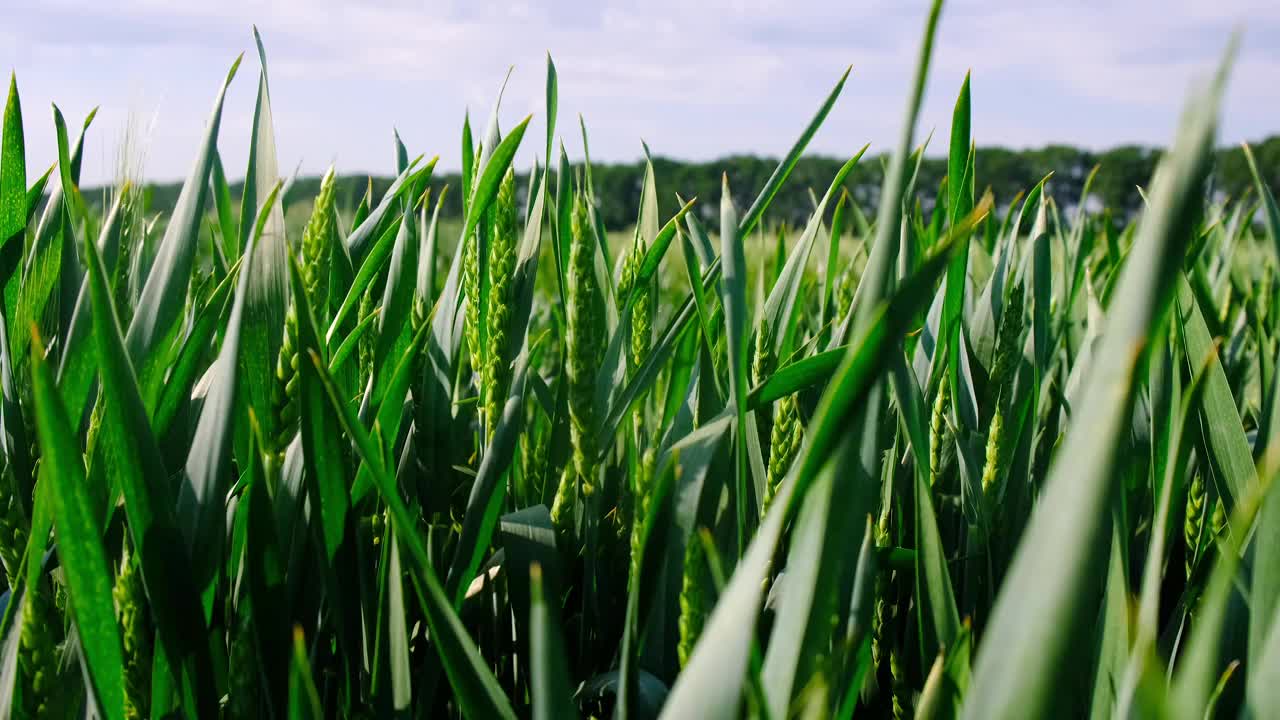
[357,278,379,386]
[677,533,707,669]
[928,375,950,489]
[628,447,657,585]
[274,170,338,456]
[274,302,301,455]
[616,230,655,444]
[980,283,1024,498]
[617,232,654,371]
[889,647,909,719]
[751,323,775,389]
[752,326,777,469]
[875,479,906,712]
[483,167,518,443]
[835,260,858,322]
[979,408,1003,496]
[464,145,485,401]
[113,184,144,324]
[869,499,895,684]
[763,391,801,512]
[1211,495,1226,537]
[565,193,604,500]
[1182,471,1203,576]
[301,167,339,314]
[550,464,577,540]
[115,537,152,720]
[18,579,58,718]
[463,235,482,385]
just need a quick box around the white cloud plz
[1,0,1276,184]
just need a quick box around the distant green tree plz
[90,135,1280,233]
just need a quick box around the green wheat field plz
[0,1,1278,718]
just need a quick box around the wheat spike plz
[483,168,518,443]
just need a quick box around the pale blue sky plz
[2,0,1277,185]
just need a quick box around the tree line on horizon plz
[121,134,1280,231]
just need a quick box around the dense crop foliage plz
[1,4,1278,719]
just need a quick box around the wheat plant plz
[0,4,1276,719]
